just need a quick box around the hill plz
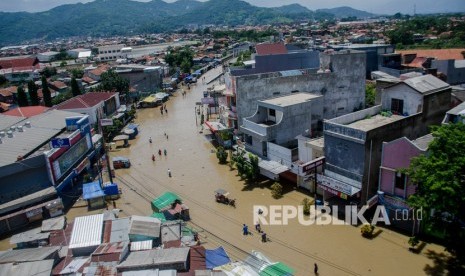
[0,0,334,46]
[316,6,374,18]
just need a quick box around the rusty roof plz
[55,92,117,109]
[397,48,465,60]
[255,42,288,56]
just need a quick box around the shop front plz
[316,174,361,203]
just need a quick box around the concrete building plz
[432,59,465,85]
[322,75,450,206]
[240,93,323,181]
[329,44,395,78]
[0,111,95,236]
[96,44,126,61]
[240,93,323,158]
[54,92,120,124]
[0,56,41,82]
[442,101,465,124]
[37,51,59,62]
[115,64,163,93]
[67,48,92,60]
[378,134,433,232]
[224,49,366,129]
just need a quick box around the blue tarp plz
[82,181,105,200]
[205,246,231,269]
[103,183,119,196]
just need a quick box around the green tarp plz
[150,212,167,222]
[260,262,294,276]
[151,192,181,212]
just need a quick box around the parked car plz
[113,156,131,169]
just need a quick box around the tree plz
[42,67,57,78]
[216,146,228,164]
[71,68,84,78]
[271,182,283,199]
[41,76,53,107]
[407,123,465,259]
[365,83,376,107]
[0,75,8,86]
[70,77,81,97]
[16,86,29,107]
[27,80,39,105]
[97,70,129,94]
[248,153,260,181]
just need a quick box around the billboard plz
[52,134,92,181]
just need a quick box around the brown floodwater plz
[0,66,447,275]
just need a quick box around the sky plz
[0,0,464,15]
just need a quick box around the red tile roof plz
[51,80,68,89]
[55,92,117,109]
[397,48,465,60]
[255,42,288,56]
[81,76,96,84]
[0,56,39,69]
[89,65,110,76]
[3,106,49,117]
[405,57,428,68]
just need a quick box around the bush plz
[361,224,375,238]
[271,182,283,199]
[408,236,419,248]
[216,146,228,164]
[302,198,311,215]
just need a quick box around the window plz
[395,172,405,190]
[391,98,404,114]
[268,109,276,117]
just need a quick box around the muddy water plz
[0,67,446,275]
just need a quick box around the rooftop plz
[397,48,465,60]
[55,92,116,110]
[0,109,79,167]
[259,92,321,108]
[117,247,190,270]
[3,106,49,117]
[0,260,54,276]
[69,214,104,249]
[345,114,404,131]
[412,133,434,151]
[0,246,60,264]
[255,42,288,56]
[403,74,450,95]
[447,101,465,115]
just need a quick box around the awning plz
[206,246,231,269]
[204,121,229,134]
[92,134,102,144]
[259,262,294,276]
[317,174,361,197]
[113,135,129,141]
[151,192,181,212]
[82,181,105,200]
[258,159,289,180]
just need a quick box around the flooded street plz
[107,66,446,276]
[0,67,446,275]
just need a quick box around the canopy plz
[113,135,129,141]
[215,189,229,196]
[205,246,231,269]
[103,182,119,196]
[151,192,181,212]
[82,181,105,200]
[259,262,294,276]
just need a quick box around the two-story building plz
[240,93,323,181]
[322,75,450,206]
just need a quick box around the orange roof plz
[0,86,17,97]
[256,42,288,56]
[3,106,49,117]
[406,57,428,68]
[51,80,68,89]
[397,48,465,60]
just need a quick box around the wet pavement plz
[0,66,448,275]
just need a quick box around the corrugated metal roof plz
[60,257,89,274]
[412,133,434,151]
[161,222,181,243]
[0,246,60,263]
[109,218,130,243]
[403,75,449,95]
[41,215,66,232]
[0,109,80,167]
[69,214,104,249]
[117,247,190,270]
[0,114,26,130]
[9,227,50,245]
[130,240,153,251]
[129,215,161,238]
[122,269,177,276]
[447,101,465,115]
[0,260,54,276]
[0,186,57,216]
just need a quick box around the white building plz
[97,44,126,61]
[67,48,92,60]
[37,51,59,62]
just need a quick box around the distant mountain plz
[316,6,374,18]
[0,0,334,46]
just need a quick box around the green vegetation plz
[103,119,123,142]
[212,29,279,42]
[407,123,465,259]
[92,70,129,98]
[165,47,194,74]
[52,91,72,106]
[41,76,52,107]
[27,80,39,106]
[361,224,375,238]
[42,67,57,78]
[216,146,229,164]
[387,15,465,49]
[232,50,252,67]
[302,198,312,215]
[70,77,81,97]
[365,82,376,107]
[16,86,28,107]
[271,182,283,199]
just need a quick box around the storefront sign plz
[300,157,325,174]
[317,174,359,196]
